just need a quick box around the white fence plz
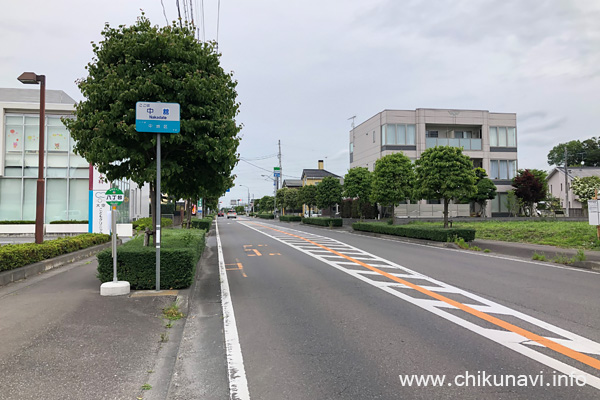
[394,204,470,218]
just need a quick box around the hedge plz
[0,233,111,272]
[352,222,476,242]
[302,217,343,227]
[49,220,89,224]
[97,229,205,290]
[0,220,35,225]
[257,213,275,219]
[132,217,173,231]
[279,215,302,222]
[190,217,213,231]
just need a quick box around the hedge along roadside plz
[97,229,205,290]
[279,215,302,222]
[190,216,214,231]
[257,214,275,219]
[352,222,476,242]
[0,233,111,272]
[302,217,343,227]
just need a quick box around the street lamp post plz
[239,184,250,213]
[18,72,46,244]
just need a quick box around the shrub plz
[190,217,213,231]
[49,220,89,224]
[302,217,343,227]
[97,229,205,289]
[279,215,302,222]
[132,217,173,232]
[352,222,475,242]
[572,249,586,263]
[257,213,275,219]
[532,252,546,261]
[0,220,36,224]
[161,202,176,215]
[0,233,110,272]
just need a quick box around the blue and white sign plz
[135,102,180,133]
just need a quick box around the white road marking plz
[216,220,251,400]
[241,221,600,390]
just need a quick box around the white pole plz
[156,133,161,291]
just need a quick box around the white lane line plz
[216,220,251,400]
[241,221,600,390]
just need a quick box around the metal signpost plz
[588,197,600,240]
[136,102,180,291]
[105,187,124,282]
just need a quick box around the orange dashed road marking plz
[253,223,600,372]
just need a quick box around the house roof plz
[301,169,341,180]
[0,88,76,105]
[547,166,600,181]
[282,179,303,188]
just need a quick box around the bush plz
[279,215,302,222]
[97,229,205,289]
[161,202,176,215]
[302,217,343,227]
[0,233,110,272]
[352,222,475,242]
[132,217,173,232]
[0,220,36,224]
[49,220,89,224]
[257,213,275,219]
[190,217,213,231]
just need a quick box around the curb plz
[0,241,115,287]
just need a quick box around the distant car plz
[227,210,237,219]
[303,211,321,218]
[218,211,224,217]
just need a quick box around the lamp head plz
[17,72,41,84]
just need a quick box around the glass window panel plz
[23,154,38,177]
[491,196,499,213]
[490,160,499,179]
[508,160,517,179]
[471,139,482,150]
[507,127,516,147]
[349,142,353,153]
[68,179,89,221]
[5,153,22,167]
[387,124,396,145]
[22,179,36,221]
[5,125,23,152]
[407,125,415,145]
[47,117,66,126]
[0,179,22,220]
[499,160,508,179]
[448,138,460,148]
[426,138,437,148]
[438,138,448,146]
[47,168,67,178]
[5,116,23,125]
[4,167,22,177]
[396,124,406,145]
[47,153,68,168]
[24,116,39,125]
[47,125,69,152]
[70,168,89,178]
[46,179,67,223]
[489,127,498,147]
[459,139,470,150]
[426,131,438,138]
[24,125,40,151]
[498,127,507,147]
[381,125,386,145]
[372,130,375,143]
[500,194,509,213]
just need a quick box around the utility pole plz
[564,147,569,217]
[277,139,282,190]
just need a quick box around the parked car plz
[218,211,224,217]
[227,210,237,219]
[303,211,321,218]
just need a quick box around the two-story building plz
[350,109,517,217]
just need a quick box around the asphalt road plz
[217,217,600,399]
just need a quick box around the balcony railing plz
[425,138,482,150]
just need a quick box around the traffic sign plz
[105,187,124,206]
[274,166,281,178]
[135,102,180,133]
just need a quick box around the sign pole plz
[112,205,117,282]
[156,133,161,292]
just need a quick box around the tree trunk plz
[186,198,193,228]
[389,204,394,224]
[443,198,450,228]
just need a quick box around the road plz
[216,216,600,399]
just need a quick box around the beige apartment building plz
[349,109,517,217]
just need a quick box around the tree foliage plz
[259,196,274,212]
[298,185,317,216]
[462,167,497,216]
[343,167,372,219]
[316,177,342,215]
[414,147,476,228]
[571,176,600,207]
[370,153,415,223]
[547,138,600,167]
[64,15,240,240]
[512,169,546,216]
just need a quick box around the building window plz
[373,130,375,143]
[1,114,89,222]
[350,142,353,153]
[426,130,438,138]
[382,124,416,145]
[490,160,517,180]
[490,126,516,147]
[491,193,510,213]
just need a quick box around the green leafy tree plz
[547,139,600,167]
[259,196,274,212]
[370,153,415,223]
[299,184,318,216]
[343,167,372,219]
[414,147,476,228]
[571,176,600,208]
[512,169,546,216]
[64,15,240,244]
[316,177,343,216]
[463,167,497,217]
[505,190,522,217]
[284,188,301,213]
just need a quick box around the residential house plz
[300,160,342,216]
[547,166,600,217]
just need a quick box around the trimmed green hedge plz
[352,222,476,242]
[0,233,111,272]
[279,215,302,222]
[49,220,89,224]
[132,217,173,232]
[257,213,275,219]
[0,220,35,225]
[97,229,205,290]
[302,217,343,227]
[190,217,213,231]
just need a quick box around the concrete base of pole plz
[100,281,130,296]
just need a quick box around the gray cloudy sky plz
[1,0,599,206]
